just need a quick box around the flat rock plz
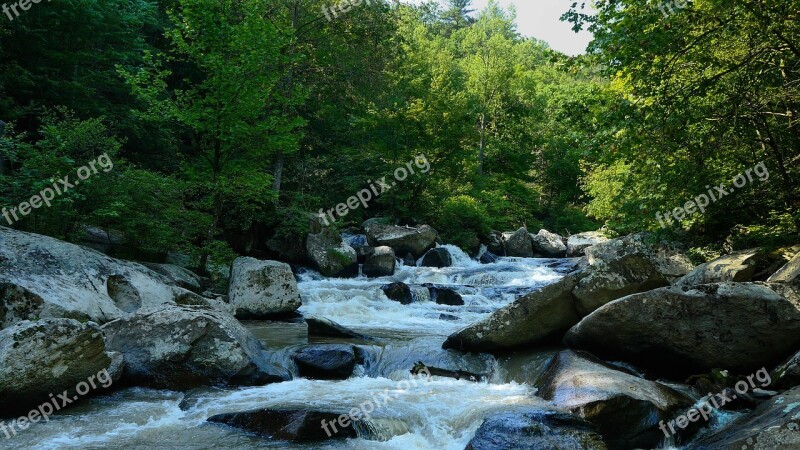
[675,249,762,286]
[209,409,357,441]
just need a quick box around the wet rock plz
[306,228,358,277]
[566,231,609,257]
[686,386,800,450]
[443,275,581,352]
[421,247,453,268]
[305,317,372,340]
[486,231,505,255]
[0,319,116,417]
[208,409,357,441]
[675,249,762,286]
[354,245,375,264]
[479,250,499,264]
[504,227,534,257]
[531,229,567,258]
[438,313,459,321]
[0,227,188,325]
[466,407,607,450]
[535,350,694,449]
[381,282,414,305]
[565,283,800,377]
[293,344,357,380]
[363,246,396,277]
[102,304,289,389]
[365,223,438,259]
[428,286,464,306]
[772,349,800,389]
[228,257,302,319]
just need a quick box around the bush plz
[434,195,491,253]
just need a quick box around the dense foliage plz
[1,0,796,271]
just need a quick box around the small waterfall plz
[409,286,431,303]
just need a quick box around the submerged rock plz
[209,409,357,441]
[306,228,358,277]
[565,283,800,376]
[305,317,372,340]
[531,229,567,258]
[0,319,117,417]
[228,257,302,319]
[466,407,607,450]
[535,350,694,449]
[102,304,289,389]
[686,386,800,449]
[504,227,534,257]
[293,344,357,380]
[443,275,581,352]
[362,246,396,277]
[420,247,453,268]
[365,223,438,258]
[675,249,762,286]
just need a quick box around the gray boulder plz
[365,223,438,258]
[0,227,189,327]
[768,250,800,287]
[772,349,800,389]
[535,350,694,449]
[572,233,694,315]
[142,263,204,293]
[102,304,289,389]
[306,228,358,277]
[420,247,453,268]
[486,231,505,255]
[465,407,607,450]
[0,319,117,416]
[293,344,357,380]
[228,257,302,319]
[686,386,800,449]
[443,275,581,352]
[565,283,800,376]
[531,229,567,257]
[362,246,396,277]
[566,231,609,257]
[504,227,534,257]
[675,249,761,286]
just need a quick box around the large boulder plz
[227,257,302,319]
[564,283,800,376]
[305,229,358,277]
[292,344,357,380]
[686,386,800,450]
[443,275,581,352]
[675,249,761,286]
[572,233,694,316]
[0,227,188,327]
[209,409,357,441]
[531,229,567,258]
[486,231,505,255]
[420,247,453,268]
[465,407,607,450]
[142,263,204,293]
[768,250,800,286]
[365,223,438,259]
[535,350,694,449]
[0,319,119,417]
[504,227,534,257]
[362,246,396,277]
[102,304,289,389]
[566,232,609,257]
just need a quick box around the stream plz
[9,246,594,449]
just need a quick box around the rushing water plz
[8,246,578,450]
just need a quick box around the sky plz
[469,0,593,55]
[413,0,595,56]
